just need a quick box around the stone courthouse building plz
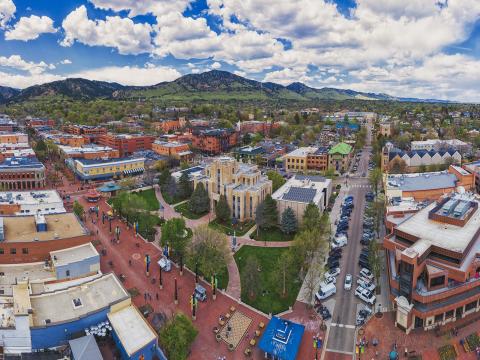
[193,157,272,222]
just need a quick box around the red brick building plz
[239,120,280,135]
[191,128,238,155]
[151,118,186,133]
[0,213,92,263]
[97,133,155,157]
[63,125,107,143]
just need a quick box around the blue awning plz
[258,317,305,360]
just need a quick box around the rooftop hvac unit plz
[34,214,47,232]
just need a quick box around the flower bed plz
[438,344,457,360]
[466,332,480,351]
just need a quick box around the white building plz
[411,139,471,153]
[272,174,332,224]
[0,190,65,216]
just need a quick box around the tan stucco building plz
[193,157,272,222]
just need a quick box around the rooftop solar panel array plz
[282,187,317,203]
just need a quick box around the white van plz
[331,235,347,249]
[315,283,337,300]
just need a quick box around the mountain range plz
[0,70,451,104]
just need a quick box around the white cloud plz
[60,59,72,65]
[61,5,153,55]
[211,62,221,69]
[0,0,15,28]
[263,67,312,85]
[0,54,54,75]
[70,65,181,86]
[5,15,57,41]
[0,71,63,89]
[87,0,190,17]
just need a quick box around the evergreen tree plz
[262,194,278,229]
[302,203,321,230]
[281,207,297,235]
[158,168,171,187]
[165,176,177,199]
[215,195,230,223]
[178,172,192,200]
[189,182,210,215]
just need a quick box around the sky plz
[0,0,480,102]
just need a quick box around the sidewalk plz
[296,184,348,304]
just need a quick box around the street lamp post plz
[180,255,184,276]
[159,267,163,289]
[174,278,178,305]
[195,263,199,284]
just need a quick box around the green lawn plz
[249,226,295,242]
[174,201,208,220]
[216,265,229,290]
[209,219,255,236]
[134,189,160,211]
[234,246,301,314]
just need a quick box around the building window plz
[0,249,4,255]
[466,301,477,312]
[434,314,443,323]
[10,248,16,255]
[430,276,445,287]
[445,310,454,318]
[66,270,70,277]
[22,248,28,254]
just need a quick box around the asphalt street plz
[324,125,373,357]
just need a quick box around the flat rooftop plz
[50,243,98,267]
[386,172,457,192]
[58,145,115,154]
[272,174,331,204]
[0,190,63,206]
[285,146,317,157]
[30,273,129,327]
[1,213,87,242]
[108,305,156,356]
[396,194,480,255]
[75,157,145,166]
[0,262,54,296]
[0,157,45,170]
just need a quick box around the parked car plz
[326,268,341,278]
[357,279,376,292]
[358,259,371,270]
[316,283,337,300]
[355,286,376,304]
[360,268,374,281]
[344,274,353,290]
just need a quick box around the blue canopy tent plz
[258,317,305,360]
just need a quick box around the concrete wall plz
[55,254,100,280]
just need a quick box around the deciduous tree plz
[187,225,229,279]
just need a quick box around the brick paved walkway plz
[75,195,319,360]
[358,311,480,360]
